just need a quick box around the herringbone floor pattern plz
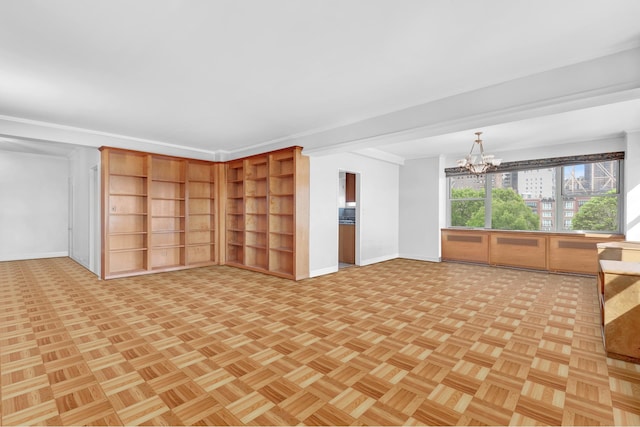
[1,257,639,426]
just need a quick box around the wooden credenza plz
[441,228,624,275]
[598,242,640,363]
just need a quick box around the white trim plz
[359,254,399,267]
[309,266,339,278]
[0,114,216,154]
[398,254,441,263]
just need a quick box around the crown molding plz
[0,114,218,161]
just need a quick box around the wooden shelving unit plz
[244,156,269,270]
[223,147,309,280]
[186,160,218,266]
[269,150,297,277]
[150,156,186,270]
[102,149,149,277]
[225,160,245,266]
[102,146,308,280]
[101,148,220,279]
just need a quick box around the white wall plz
[625,131,640,240]
[309,152,399,277]
[0,151,69,261]
[399,156,446,262]
[69,147,100,273]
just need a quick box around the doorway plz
[338,171,357,269]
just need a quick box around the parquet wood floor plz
[1,258,640,426]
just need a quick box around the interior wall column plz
[625,130,640,240]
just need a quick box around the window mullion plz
[485,174,492,228]
[555,166,562,232]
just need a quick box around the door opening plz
[338,171,357,269]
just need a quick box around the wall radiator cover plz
[496,237,538,247]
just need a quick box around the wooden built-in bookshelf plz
[101,146,308,280]
[101,148,220,279]
[222,147,309,280]
[186,160,218,266]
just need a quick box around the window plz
[449,175,485,227]
[446,153,623,233]
[561,160,620,232]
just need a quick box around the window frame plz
[445,152,624,234]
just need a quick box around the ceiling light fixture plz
[457,131,502,174]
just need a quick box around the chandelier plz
[457,131,502,174]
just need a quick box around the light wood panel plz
[441,229,490,264]
[3,257,640,426]
[490,232,547,270]
[549,234,625,274]
[599,260,640,363]
[442,228,625,275]
[339,224,355,264]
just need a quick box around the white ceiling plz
[0,0,639,159]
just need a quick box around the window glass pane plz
[562,161,620,232]
[569,194,619,232]
[490,169,552,231]
[450,175,485,198]
[450,200,485,227]
[563,161,618,196]
[450,175,486,227]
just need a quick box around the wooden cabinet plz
[490,232,547,270]
[548,234,624,274]
[441,228,624,275]
[598,241,640,262]
[339,224,355,264]
[101,148,220,279]
[441,229,489,264]
[599,259,640,363]
[345,172,356,203]
[223,147,309,280]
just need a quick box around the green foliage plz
[490,188,539,230]
[572,193,618,231]
[450,188,484,227]
[450,187,539,230]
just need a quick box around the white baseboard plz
[398,253,441,263]
[359,253,399,266]
[309,266,339,278]
[0,251,68,262]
